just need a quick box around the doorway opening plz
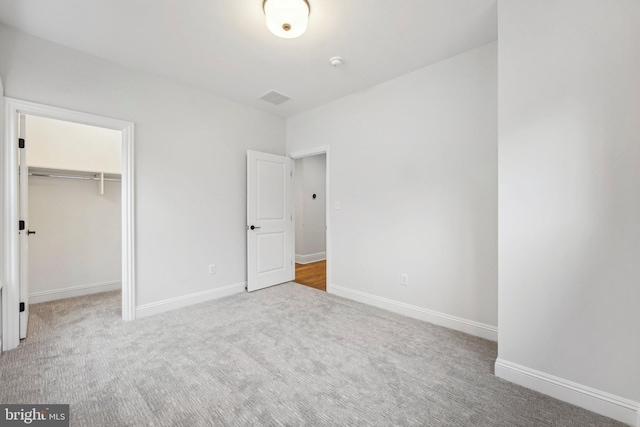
[23,114,122,326]
[2,98,135,351]
[290,147,330,293]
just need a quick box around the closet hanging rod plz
[29,172,121,182]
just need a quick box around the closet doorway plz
[2,98,135,351]
[24,114,123,308]
[291,148,330,292]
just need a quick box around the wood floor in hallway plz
[294,260,326,291]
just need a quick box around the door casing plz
[18,113,28,339]
[1,97,136,351]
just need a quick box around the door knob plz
[247,225,261,230]
[27,230,36,235]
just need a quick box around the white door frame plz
[2,98,136,351]
[288,146,331,292]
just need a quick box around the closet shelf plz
[28,167,121,195]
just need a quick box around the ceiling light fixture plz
[263,0,310,39]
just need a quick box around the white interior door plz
[18,114,30,339]
[246,150,294,292]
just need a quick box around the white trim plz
[288,146,331,292]
[29,281,121,304]
[136,282,246,319]
[331,283,498,341]
[295,252,326,264]
[120,122,135,321]
[495,358,639,426]
[2,98,21,351]
[288,146,330,159]
[2,98,135,351]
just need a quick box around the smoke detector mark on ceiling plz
[329,56,344,67]
[259,90,292,105]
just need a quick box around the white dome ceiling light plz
[263,0,310,39]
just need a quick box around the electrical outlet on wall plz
[400,273,408,286]
[209,264,216,275]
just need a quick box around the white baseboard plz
[330,284,497,341]
[295,252,326,264]
[30,281,121,304]
[136,282,246,319]
[495,358,639,426]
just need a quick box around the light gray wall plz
[498,0,640,403]
[287,42,498,328]
[294,155,326,259]
[0,24,286,307]
[26,115,122,173]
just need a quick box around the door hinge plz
[19,220,25,231]
[19,302,25,312]
[18,138,25,149]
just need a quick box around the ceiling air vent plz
[259,90,291,105]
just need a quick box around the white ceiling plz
[0,0,497,118]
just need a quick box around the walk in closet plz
[24,114,122,304]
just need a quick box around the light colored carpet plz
[0,283,624,426]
